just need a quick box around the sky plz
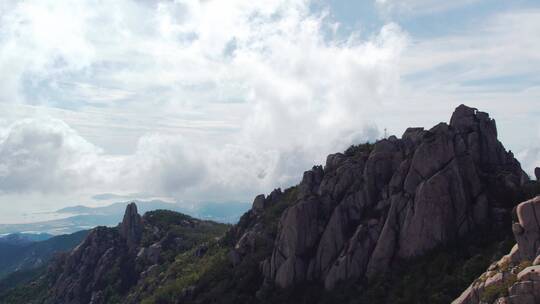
[0,0,539,222]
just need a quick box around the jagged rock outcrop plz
[36,203,228,304]
[120,202,143,251]
[535,167,540,181]
[453,196,540,304]
[43,204,144,304]
[225,188,286,270]
[258,104,528,290]
[45,227,136,304]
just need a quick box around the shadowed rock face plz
[535,167,540,181]
[254,104,528,290]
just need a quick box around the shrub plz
[480,275,516,303]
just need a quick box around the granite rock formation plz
[253,104,528,290]
[45,226,136,303]
[4,104,537,304]
[120,202,143,251]
[37,204,227,304]
[453,196,540,304]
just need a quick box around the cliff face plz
[453,196,540,304]
[234,104,529,290]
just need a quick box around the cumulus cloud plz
[0,118,102,193]
[0,115,380,203]
[0,0,404,207]
[2,0,536,213]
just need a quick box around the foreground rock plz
[257,104,528,290]
[453,196,540,304]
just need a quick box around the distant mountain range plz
[0,200,250,235]
[0,233,53,245]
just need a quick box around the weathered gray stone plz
[454,196,540,304]
[147,243,161,264]
[515,197,540,261]
[252,194,266,213]
[450,104,478,132]
[509,280,534,295]
[323,221,381,289]
[120,202,143,250]
[507,294,536,304]
[517,266,540,282]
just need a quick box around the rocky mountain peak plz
[450,104,480,130]
[236,104,531,290]
[120,202,143,250]
[3,104,538,304]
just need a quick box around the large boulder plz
[514,196,540,261]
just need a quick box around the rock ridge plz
[231,104,529,291]
[37,203,228,304]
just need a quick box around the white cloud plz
[0,118,103,193]
[0,0,405,210]
[0,116,379,205]
[517,148,540,179]
[1,0,537,216]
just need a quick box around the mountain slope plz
[0,230,88,279]
[0,204,229,304]
[0,233,53,245]
[3,104,540,304]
